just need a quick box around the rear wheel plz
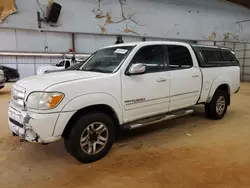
[205,89,229,120]
[65,112,115,163]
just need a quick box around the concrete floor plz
[1,83,250,188]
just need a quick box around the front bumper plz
[8,103,62,144]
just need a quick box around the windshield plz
[79,46,135,73]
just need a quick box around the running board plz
[122,109,194,130]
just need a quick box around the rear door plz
[165,45,202,111]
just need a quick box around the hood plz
[44,69,67,74]
[15,71,107,94]
[37,65,63,75]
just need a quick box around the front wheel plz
[66,112,115,163]
[205,89,229,120]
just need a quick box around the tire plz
[205,89,229,120]
[66,112,115,163]
[64,139,71,154]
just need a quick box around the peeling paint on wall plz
[208,31,217,41]
[92,0,143,35]
[223,32,239,41]
[0,0,17,23]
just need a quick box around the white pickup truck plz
[36,58,79,75]
[8,41,240,163]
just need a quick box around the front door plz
[121,45,170,123]
[166,45,202,111]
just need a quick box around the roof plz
[102,41,191,49]
[102,41,233,51]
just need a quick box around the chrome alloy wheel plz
[80,122,109,155]
[216,96,226,115]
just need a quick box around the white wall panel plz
[244,59,250,66]
[75,34,116,53]
[243,75,250,82]
[16,30,46,52]
[224,42,234,49]
[34,57,51,65]
[46,32,71,53]
[197,41,214,45]
[18,63,35,78]
[215,42,225,46]
[235,51,244,59]
[243,67,250,74]
[50,57,62,65]
[239,59,244,66]
[0,56,17,69]
[235,43,245,50]
[0,29,16,51]
[17,57,35,78]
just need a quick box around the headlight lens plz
[27,92,64,110]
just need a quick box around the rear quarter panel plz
[199,66,240,103]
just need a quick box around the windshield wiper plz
[83,68,111,73]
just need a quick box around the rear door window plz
[167,45,193,69]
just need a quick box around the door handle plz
[157,77,167,82]
[192,74,200,78]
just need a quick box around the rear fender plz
[206,76,232,103]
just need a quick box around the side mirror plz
[127,63,146,76]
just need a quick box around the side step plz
[122,109,194,130]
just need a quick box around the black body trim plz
[9,118,24,128]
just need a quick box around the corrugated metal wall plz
[0,56,61,78]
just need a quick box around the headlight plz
[26,92,64,110]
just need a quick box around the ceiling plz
[226,0,250,9]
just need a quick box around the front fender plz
[61,92,123,123]
[206,76,232,103]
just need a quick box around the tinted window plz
[201,50,224,62]
[222,51,234,61]
[214,51,224,61]
[132,45,164,73]
[167,45,193,69]
[57,61,65,67]
[65,60,70,69]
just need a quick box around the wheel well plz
[62,104,120,140]
[217,84,230,105]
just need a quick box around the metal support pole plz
[72,33,76,53]
[33,57,36,75]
